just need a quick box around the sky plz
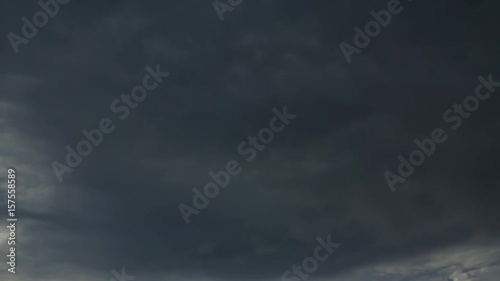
[0,0,499,280]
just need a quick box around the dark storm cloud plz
[0,0,499,280]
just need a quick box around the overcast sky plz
[0,0,499,280]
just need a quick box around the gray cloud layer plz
[0,0,499,280]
